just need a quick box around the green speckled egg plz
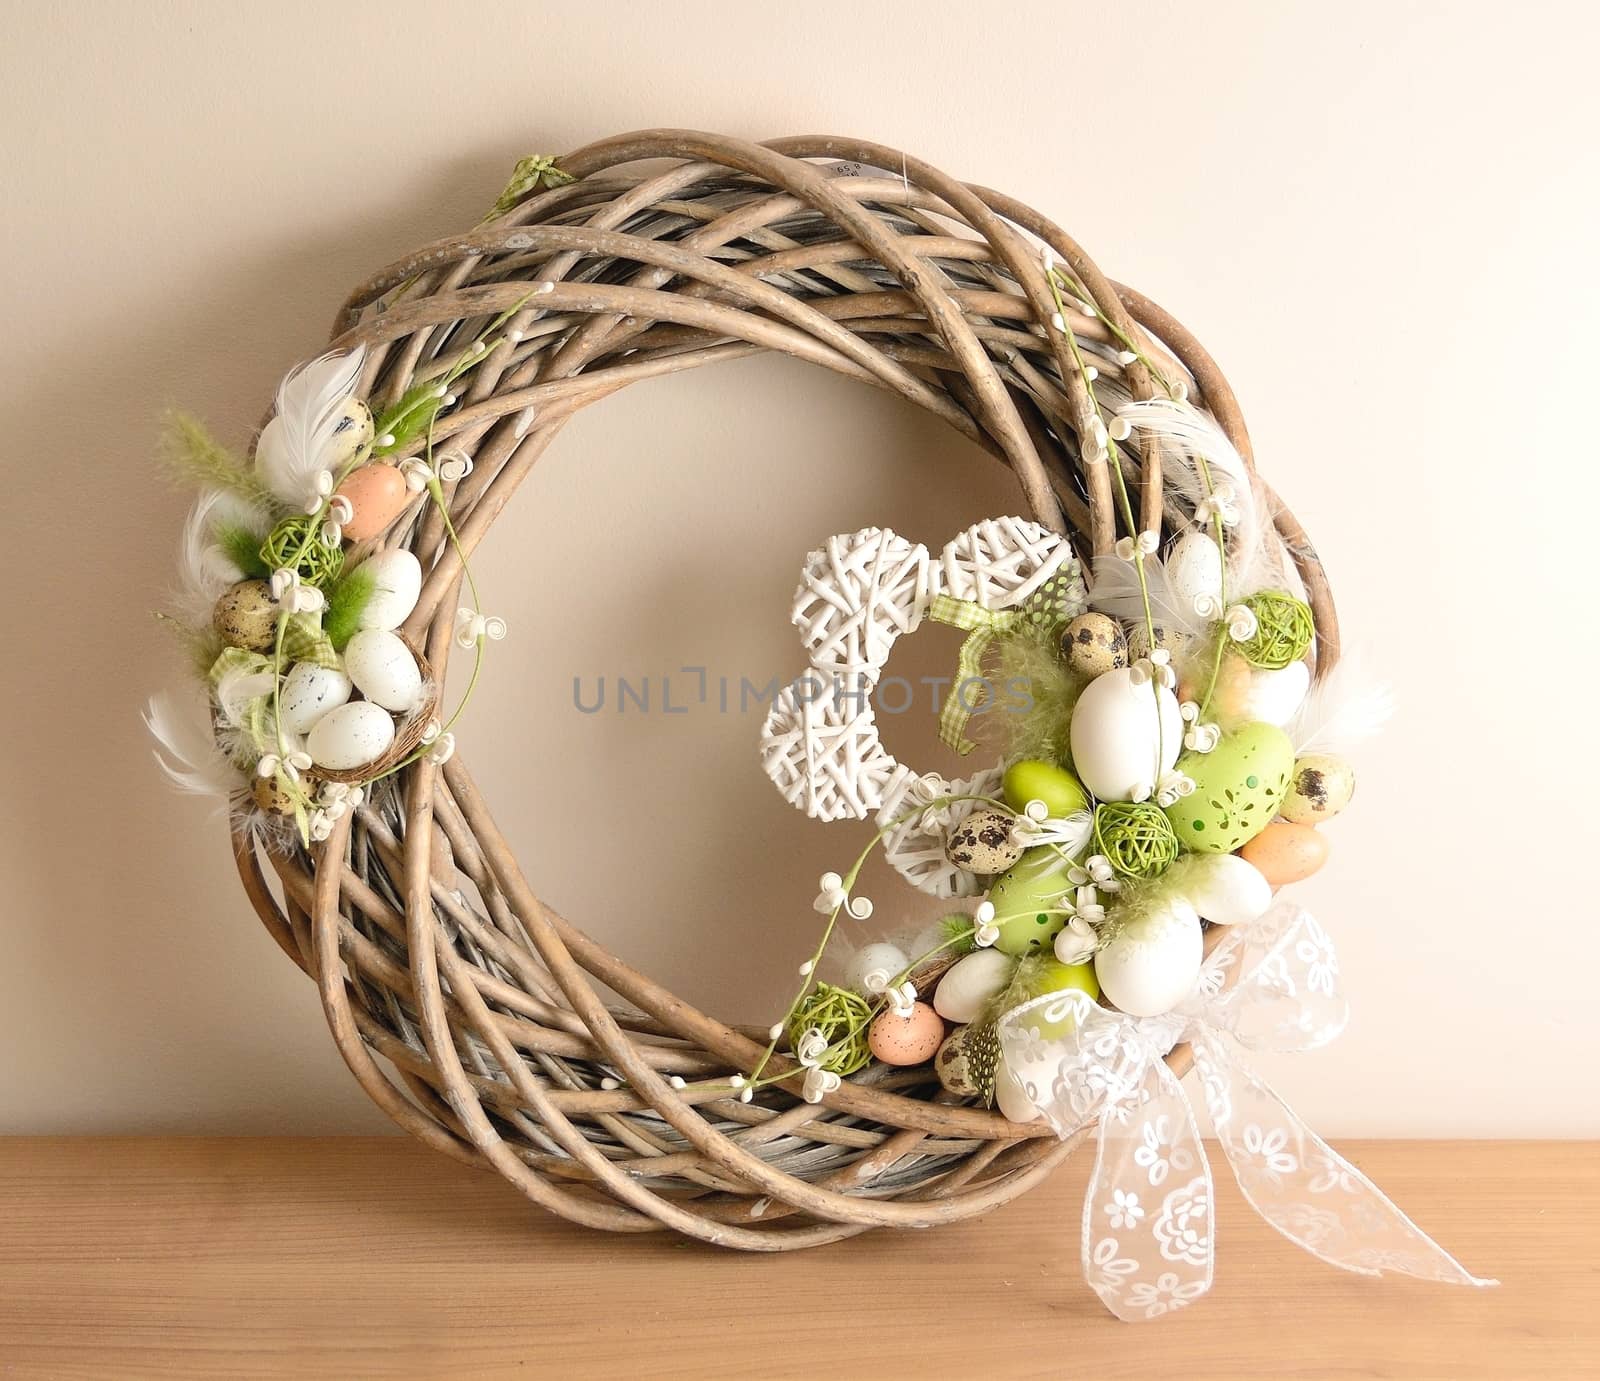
[985,847,1074,955]
[1281,753,1356,824]
[1164,721,1294,853]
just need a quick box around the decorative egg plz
[933,949,1015,1024]
[985,848,1075,955]
[1061,612,1127,678]
[1126,622,1190,664]
[212,579,279,652]
[868,1001,944,1066]
[1281,753,1356,825]
[934,1025,982,1096]
[251,773,298,815]
[334,462,411,543]
[1164,721,1294,853]
[994,1061,1043,1124]
[1168,852,1272,926]
[353,549,423,631]
[1068,666,1183,801]
[1240,821,1329,887]
[1010,953,1100,1024]
[1166,531,1224,616]
[344,630,423,712]
[1238,659,1311,727]
[306,700,396,771]
[278,662,354,735]
[843,941,909,996]
[1001,759,1089,817]
[1095,897,1203,1017]
[944,808,1024,874]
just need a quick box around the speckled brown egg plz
[1061,612,1127,678]
[1281,753,1356,825]
[944,807,1024,875]
[213,579,279,652]
[252,772,299,815]
[1126,621,1190,664]
[868,1002,945,1066]
[934,1024,980,1096]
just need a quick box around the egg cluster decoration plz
[146,316,524,847]
[750,392,1392,1129]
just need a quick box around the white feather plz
[213,664,275,730]
[254,348,366,509]
[1089,553,1211,640]
[1114,399,1278,594]
[143,692,246,808]
[1287,649,1394,758]
[174,488,270,623]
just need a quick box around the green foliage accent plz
[939,912,978,956]
[1236,590,1315,670]
[259,514,344,587]
[322,564,377,651]
[487,153,575,220]
[992,627,1084,767]
[159,411,277,509]
[373,380,447,457]
[1093,801,1180,880]
[786,983,873,1077]
[217,522,270,579]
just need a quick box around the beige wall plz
[1,0,1593,1135]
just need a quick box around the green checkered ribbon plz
[279,612,339,670]
[927,563,1088,755]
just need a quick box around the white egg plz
[1240,659,1310,726]
[1166,531,1223,615]
[277,662,353,736]
[306,700,396,771]
[344,630,423,712]
[994,1059,1044,1124]
[1095,898,1203,1017]
[354,549,423,631]
[932,948,1015,1024]
[1174,853,1272,926]
[844,941,909,996]
[1068,666,1183,801]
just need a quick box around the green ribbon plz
[280,612,339,670]
[926,563,1088,755]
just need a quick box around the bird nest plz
[222,130,1338,1248]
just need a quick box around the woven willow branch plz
[234,129,1338,1248]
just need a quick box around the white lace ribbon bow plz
[999,901,1494,1322]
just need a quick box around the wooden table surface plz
[0,1138,1591,1379]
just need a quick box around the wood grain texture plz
[0,1138,1591,1379]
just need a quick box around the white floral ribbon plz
[999,901,1494,1321]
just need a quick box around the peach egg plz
[1239,821,1329,887]
[868,1002,944,1066]
[335,463,411,542]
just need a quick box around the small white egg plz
[354,549,423,631]
[1166,531,1224,615]
[277,662,353,736]
[1095,898,1202,1017]
[844,941,909,996]
[1174,853,1272,926]
[306,700,396,771]
[344,630,423,712]
[932,948,1015,1024]
[1068,666,1183,801]
[994,1059,1044,1124]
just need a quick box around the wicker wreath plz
[189,130,1347,1248]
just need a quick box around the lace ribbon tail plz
[1080,1058,1216,1322]
[1195,1031,1496,1289]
